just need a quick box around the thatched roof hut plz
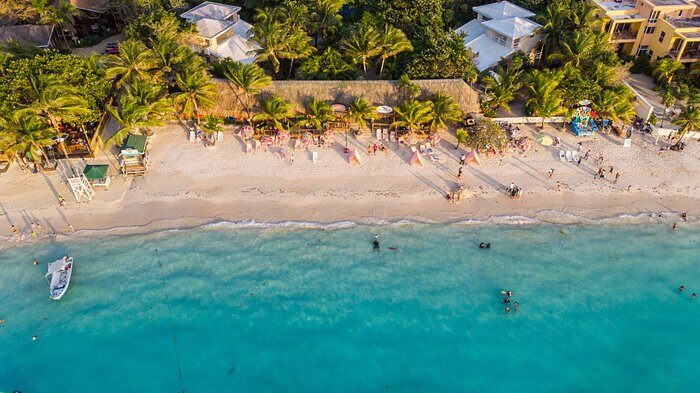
[208,79,480,117]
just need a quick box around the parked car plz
[105,42,119,55]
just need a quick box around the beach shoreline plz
[1,121,699,245]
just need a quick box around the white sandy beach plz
[1,121,699,241]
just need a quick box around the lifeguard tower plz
[119,133,147,177]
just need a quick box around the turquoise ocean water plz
[1,223,699,392]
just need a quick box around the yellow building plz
[591,0,698,60]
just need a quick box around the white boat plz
[45,256,73,300]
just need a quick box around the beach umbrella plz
[465,151,481,166]
[410,151,425,167]
[348,149,362,166]
[535,133,554,146]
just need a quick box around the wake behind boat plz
[46,256,73,300]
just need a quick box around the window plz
[645,26,655,35]
[679,10,683,16]
[648,50,654,57]
[649,10,660,23]
[637,45,649,56]
[513,37,521,48]
[659,31,666,43]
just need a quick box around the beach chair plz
[419,144,426,154]
[245,142,253,155]
[376,129,382,140]
[253,139,262,152]
[293,138,302,150]
[311,151,319,163]
[559,150,566,161]
[189,130,195,142]
[566,150,573,162]
[217,131,223,142]
[572,151,579,161]
[383,129,388,141]
[389,131,396,143]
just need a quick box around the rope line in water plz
[155,248,186,393]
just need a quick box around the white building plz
[180,1,258,64]
[455,1,542,71]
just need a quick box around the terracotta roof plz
[0,24,54,48]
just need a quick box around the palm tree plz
[392,100,433,134]
[105,40,156,88]
[594,88,636,129]
[303,99,335,130]
[525,69,565,127]
[254,6,285,25]
[250,21,292,75]
[548,30,595,67]
[428,93,462,131]
[284,28,315,79]
[672,105,700,142]
[253,95,294,131]
[341,25,381,78]
[377,24,413,79]
[150,35,186,84]
[483,66,522,113]
[537,1,569,64]
[223,62,272,121]
[37,0,81,48]
[171,71,217,124]
[105,95,164,147]
[310,0,343,46]
[200,114,224,144]
[528,91,566,127]
[653,58,684,87]
[454,128,468,149]
[0,109,54,165]
[348,97,376,132]
[568,0,599,30]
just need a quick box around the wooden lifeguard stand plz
[68,172,95,202]
[119,133,148,177]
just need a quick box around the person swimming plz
[500,289,507,296]
[502,297,510,303]
[692,293,697,299]
[507,291,513,297]
[514,301,519,310]
[479,242,491,249]
[373,234,380,252]
[680,285,686,292]
[505,306,511,313]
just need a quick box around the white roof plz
[456,19,487,45]
[466,34,515,71]
[181,1,241,21]
[482,17,540,38]
[195,18,234,38]
[473,1,535,20]
[210,20,258,64]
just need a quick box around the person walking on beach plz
[614,173,620,183]
[682,213,688,222]
[556,181,561,192]
[584,150,590,160]
[11,225,19,235]
[577,142,583,152]
[577,156,582,166]
[58,196,66,208]
[548,168,555,179]
[457,167,463,180]
[673,222,677,231]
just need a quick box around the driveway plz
[71,33,124,57]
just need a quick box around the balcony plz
[669,49,700,62]
[611,30,638,42]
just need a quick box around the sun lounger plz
[566,150,573,162]
[389,131,396,143]
[559,150,566,161]
[217,131,223,142]
[293,138,301,150]
[245,142,253,154]
[189,130,195,142]
[376,129,382,140]
[311,151,319,163]
[383,129,388,141]
[572,151,579,161]
[253,139,262,152]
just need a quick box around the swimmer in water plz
[502,297,510,303]
[501,289,507,296]
[507,291,513,297]
[692,293,697,299]
[33,259,38,266]
[373,234,380,252]
[514,301,519,310]
[680,285,686,292]
[505,306,510,313]
[32,335,38,341]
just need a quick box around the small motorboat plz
[45,256,73,300]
